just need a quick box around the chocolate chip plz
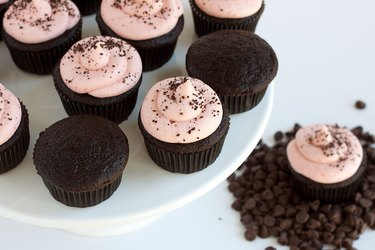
[264,215,276,227]
[295,211,309,224]
[278,231,288,245]
[244,198,257,210]
[355,100,366,110]
[364,212,375,227]
[280,219,293,230]
[259,225,270,238]
[244,228,257,241]
[358,197,372,208]
[272,204,286,217]
[265,247,276,250]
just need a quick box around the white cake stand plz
[0,1,274,237]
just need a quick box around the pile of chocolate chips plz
[227,124,375,250]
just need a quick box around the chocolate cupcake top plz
[186,30,278,96]
[140,76,223,143]
[100,0,183,40]
[287,124,363,184]
[194,0,262,18]
[59,36,142,98]
[33,115,129,191]
[0,84,22,145]
[3,0,80,44]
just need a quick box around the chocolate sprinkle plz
[228,124,375,249]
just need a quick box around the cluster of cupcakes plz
[0,0,282,208]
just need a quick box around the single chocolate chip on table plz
[355,100,366,110]
[227,125,375,249]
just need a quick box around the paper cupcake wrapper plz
[72,0,101,16]
[143,130,228,174]
[0,102,30,174]
[55,77,141,124]
[221,87,267,114]
[190,0,265,37]
[42,174,122,207]
[96,13,183,71]
[289,154,367,203]
[2,19,82,75]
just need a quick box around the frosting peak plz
[60,36,142,98]
[25,0,52,22]
[141,77,223,144]
[287,124,363,184]
[157,79,203,122]
[80,42,112,70]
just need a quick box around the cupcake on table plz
[190,0,264,37]
[96,0,184,71]
[2,0,82,74]
[287,124,367,203]
[0,83,30,174]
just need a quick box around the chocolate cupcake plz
[96,0,184,71]
[0,83,30,174]
[2,0,82,75]
[286,124,367,203]
[53,36,143,124]
[33,115,129,207]
[72,0,101,16]
[0,0,12,41]
[139,76,230,174]
[186,30,278,114]
[190,0,264,37]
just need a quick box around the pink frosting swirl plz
[287,124,363,184]
[194,0,262,19]
[100,0,183,40]
[3,0,80,44]
[140,77,223,143]
[60,36,142,98]
[0,84,22,145]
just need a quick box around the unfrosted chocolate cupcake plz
[53,36,143,124]
[190,0,264,37]
[287,124,367,203]
[72,0,101,15]
[2,0,82,74]
[96,0,184,71]
[33,115,129,207]
[186,30,278,114]
[139,76,230,174]
[0,83,30,174]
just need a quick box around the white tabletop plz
[2,0,375,249]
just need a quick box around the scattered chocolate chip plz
[355,100,366,110]
[228,125,375,249]
[265,247,276,250]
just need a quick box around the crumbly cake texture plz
[189,0,265,37]
[53,36,143,123]
[96,7,184,71]
[33,115,129,207]
[186,30,278,114]
[0,101,30,174]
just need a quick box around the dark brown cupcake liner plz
[0,102,30,174]
[2,19,82,75]
[0,1,11,41]
[288,153,367,203]
[96,12,184,71]
[53,66,142,124]
[72,0,101,16]
[190,0,265,37]
[221,87,267,114]
[42,174,122,207]
[143,129,228,174]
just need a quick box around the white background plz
[1,0,375,249]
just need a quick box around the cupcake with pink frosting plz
[96,0,184,71]
[0,83,30,174]
[2,0,82,74]
[53,36,143,124]
[287,124,367,203]
[139,76,230,173]
[0,0,12,41]
[72,0,101,16]
[190,0,264,37]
